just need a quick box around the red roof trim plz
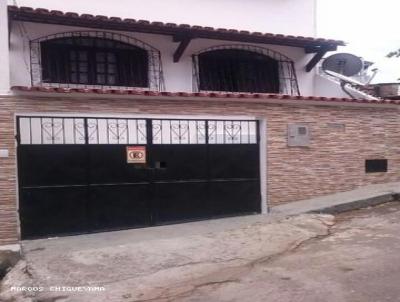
[8,5,344,49]
[10,86,400,106]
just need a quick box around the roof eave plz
[8,5,345,52]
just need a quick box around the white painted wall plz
[7,0,353,97]
[0,0,10,94]
[314,74,373,99]
[9,0,317,37]
[9,21,317,95]
[314,75,349,98]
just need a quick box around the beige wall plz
[0,95,399,244]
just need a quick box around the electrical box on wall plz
[288,123,310,147]
[0,150,9,158]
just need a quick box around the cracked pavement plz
[2,202,400,302]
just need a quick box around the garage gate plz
[17,116,261,239]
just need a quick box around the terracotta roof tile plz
[123,18,137,23]
[19,6,34,12]
[65,12,79,18]
[10,86,397,105]
[109,17,122,22]
[81,14,95,19]
[35,8,49,14]
[49,10,63,16]
[95,15,108,21]
[8,5,345,49]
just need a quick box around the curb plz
[308,192,399,214]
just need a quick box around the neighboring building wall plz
[0,0,10,94]
[9,22,316,95]
[0,95,399,244]
[8,0,317,37]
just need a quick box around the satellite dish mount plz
[322,53,371,99]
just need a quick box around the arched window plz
[193,45,300,95]
[30,31,164,90]
[41,37,148,87]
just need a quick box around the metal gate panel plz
[150,145,208,181]
[87,145,152,231]
[207,143,261,217]
[19,187,88,238]
[208,144,260,179]
[88,145,149,184]
[17,116,261,239]
[209,180,261,217]
[154,182,211,223]
[88,184,151,231]
[18,145,87,187]
[150,144,210,223]
[18,145,89,238]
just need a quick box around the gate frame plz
[259,118,268,214]
[14,112,269,239]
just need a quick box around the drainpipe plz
[0,0,10,95]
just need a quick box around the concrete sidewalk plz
[272,181,400,216]
[1,182,399,252]
[14,181,400,253]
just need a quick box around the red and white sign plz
[126,146,146,164]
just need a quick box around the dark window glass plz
[41,37,149,87]
[198,49,280,93]
[365,159,388,173]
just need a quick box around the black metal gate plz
[17,116,261,239]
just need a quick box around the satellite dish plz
[321,53,380,101]
[322,53,363,77]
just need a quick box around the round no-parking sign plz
[126,146,146,164]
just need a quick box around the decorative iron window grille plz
[192,44,300,95]
[30,31,165,91]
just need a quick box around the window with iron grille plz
[41,37,148,87]
[30,31,165,91]
[193,45,300,95]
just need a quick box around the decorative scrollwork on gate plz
[88,118,147,144]
[152,121,162,143]
[41,120,64,143]
[17,117,257,145]
[74,121,86,143]
[87,121,99,142]
[196,123,207,141]
[151,119,257,145]
[107,120,128,143]
[18,117,147,145]
[152,120,207,144]
[224,123,242,142]
[207,122,217,144]
[207,120,257,144]
[171,123,189,142]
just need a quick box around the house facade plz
[1,0,400,245]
